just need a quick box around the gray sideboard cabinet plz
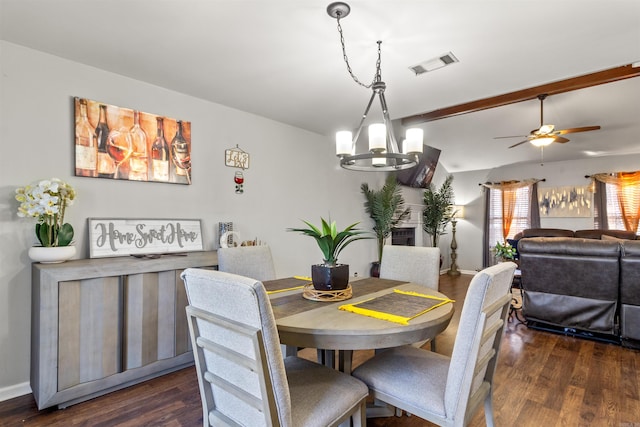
[31,251,218,410]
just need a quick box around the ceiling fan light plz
[530,136,555,147]
[539,124,555,134]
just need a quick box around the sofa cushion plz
[621,241,640,343]
[575,229,637,240]
[519,237,621,335]
[520,228,575,238]
[519,237,620,301]
[621,240,640,306]
[506,238,520,259]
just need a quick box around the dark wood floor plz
[2,273,639,427]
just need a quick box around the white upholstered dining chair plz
[380,245,441,350]
[181,268,368,427]
[217,245,276,281]
[379,245,440,290]
[352,262,517,427]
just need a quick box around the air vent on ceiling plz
[410,52,459,76]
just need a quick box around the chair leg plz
[354,401,366,427]
[484,390,495,427]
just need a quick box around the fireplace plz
[391,227,415,246]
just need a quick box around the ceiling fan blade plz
[554,136,570,143]
[556,125,601,135]
[508,140,528,149]
[494,135,527,139]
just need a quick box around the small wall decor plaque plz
[88,218,204,258]
[225,145,250,169]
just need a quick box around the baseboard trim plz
[0,382,32,402]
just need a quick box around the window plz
[604,182,640,234]
[488,186,531,247]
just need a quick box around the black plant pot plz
[370,261,380,278]
[311,264,349,291]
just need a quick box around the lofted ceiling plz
[1,0,639,172]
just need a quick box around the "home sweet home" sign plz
[88,218,203,258]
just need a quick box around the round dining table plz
[265,276,455,373]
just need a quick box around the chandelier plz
[327,2,423,171]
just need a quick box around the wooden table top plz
[264,277,455,351]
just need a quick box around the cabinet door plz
[124,270,191,369]
[58,277,123,391]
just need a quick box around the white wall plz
[0,41,382,397]
[450,153,640,272]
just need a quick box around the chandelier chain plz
[336,15,381,89]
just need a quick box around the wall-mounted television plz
[395,144,441,188]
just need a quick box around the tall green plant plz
[361,175,411,263]
[423,174,455,247]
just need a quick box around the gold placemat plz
[263,276,311,294]
[302,283,352,301]
[338,289,454,325]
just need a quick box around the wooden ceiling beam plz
[401,64,640,127]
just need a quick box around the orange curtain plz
[592,172,640,232]
[618,172,640,232]
[482,179,542,241]
[501,188,517,240]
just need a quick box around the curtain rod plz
[478,178,546,186]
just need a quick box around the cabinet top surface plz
[33,251,218,281]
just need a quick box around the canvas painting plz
[539,185,592,217]
[74,97,191,184]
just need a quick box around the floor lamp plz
[448,205,464,276]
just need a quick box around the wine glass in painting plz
[171,144,191,184]
[106,128,133,179]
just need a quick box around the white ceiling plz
[2,0,640,172]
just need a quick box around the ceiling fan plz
[495,94,601,149]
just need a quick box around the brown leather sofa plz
[621,240,640,348]
[516,228,639,346]
[513,228,638,240]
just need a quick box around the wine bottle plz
[74,98,97,177]
[171,120,191,183]
[95,104,115,178]
[151,117,170,182]
[128,110,148,181]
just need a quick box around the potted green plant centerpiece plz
[361,175,411,277]
[423,174,455,248]
[288,218,370,290]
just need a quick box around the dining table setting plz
[263,275,455,373]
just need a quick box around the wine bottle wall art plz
[73,97,192,185]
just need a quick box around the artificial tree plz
[423,174,455,247]
[361,175,411,275]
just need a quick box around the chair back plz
[445,262,516,424]
[379,245,440,290]
[218,245,276,281]
[181,268,290,426]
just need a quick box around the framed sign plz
[88,218,204,258]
